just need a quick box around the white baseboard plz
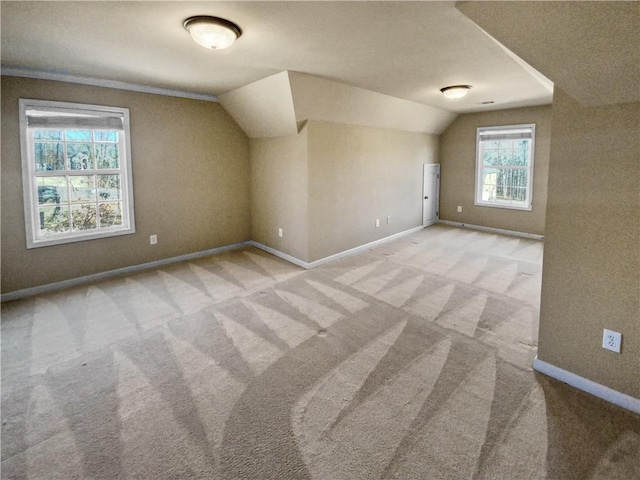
[2,226,425,301]
[308,226,425,268]
[438,220,544,240]
[1,241,250,302]
[250,225,425,270]
[247,241,310,269]
[533,357,640,414]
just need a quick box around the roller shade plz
[25,107,125,130]
[478,126,534,141]
[27,115,124,130]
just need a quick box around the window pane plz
[511,187,527,202]
[39,205,70,234]
[513,170,528,187]
[487,169,529,203]
[496,170,507,199]
[71,204,97,230]
[498,149,514,166]
[481,168,498,202]
[34,130,63,141]
[69,176,95,203]
[95,143,119,169]
[498,140,514,149]
[482,168,498,183]
[65,130,92,142]
[513,148,528,166]
[94,130,118,142]
[37,177,68,204]
[483,149,499,166]
[98,174,121,200]
[35,142,64,171]
[99,202,123,228]
[68,143,94,170]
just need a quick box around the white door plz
[423,164,440,227]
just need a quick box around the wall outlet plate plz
[602,329,622,353]
[457,206,462,213]
[149,234,157,245]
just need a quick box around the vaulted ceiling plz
[1,1,554,114]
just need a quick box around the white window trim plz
[474,123,535,212]
[19,99,136,248]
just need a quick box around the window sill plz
[474,201,532,212]
[27,227,136,249]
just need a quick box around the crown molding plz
[1,67,218,102]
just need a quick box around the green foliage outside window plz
[34,128,123,235]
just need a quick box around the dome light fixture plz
[440,85,472,99]
[183,16,242,50]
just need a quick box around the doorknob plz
[424,196,428,199]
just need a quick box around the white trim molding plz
[533,357,640,415]
[1,241,249,302]
[250,225,425,269]
[475,123,535,211]
[1,226,425,302]
[247,242,310,269]
[1,67,219,103]
[438,220,544,240]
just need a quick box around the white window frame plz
[475,124,535,211]
[19,99,135,248]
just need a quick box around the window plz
[19,99,135,248]
[475,124,535,211]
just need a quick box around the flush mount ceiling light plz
[183,16,242,50]
[440,85,472,99]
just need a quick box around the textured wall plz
[538,89,639,398]
[1,76,250,293]
[456,0,639,408]
[439,105,551,235]
[250,127,309,261]
[307,121,438,262]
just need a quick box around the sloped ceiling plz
[1,1,552,114]
[218,71,298,138]
[288,72,457,135]
[219,71,458,137]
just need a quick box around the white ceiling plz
[1,1,553,113]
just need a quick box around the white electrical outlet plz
[457,206,462,213]
[375,219,380,228]
[278,228,283,238]
[150,234,157,245]
[387,216,391,224]
[602,329,622,353]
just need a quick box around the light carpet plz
[2,224,639,479]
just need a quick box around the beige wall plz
[455,1,639,402]
[538,89,639,398]
[1,76,250,294]
[307,121,438,261]
[439,105,551,235]
[250,127,309,261]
